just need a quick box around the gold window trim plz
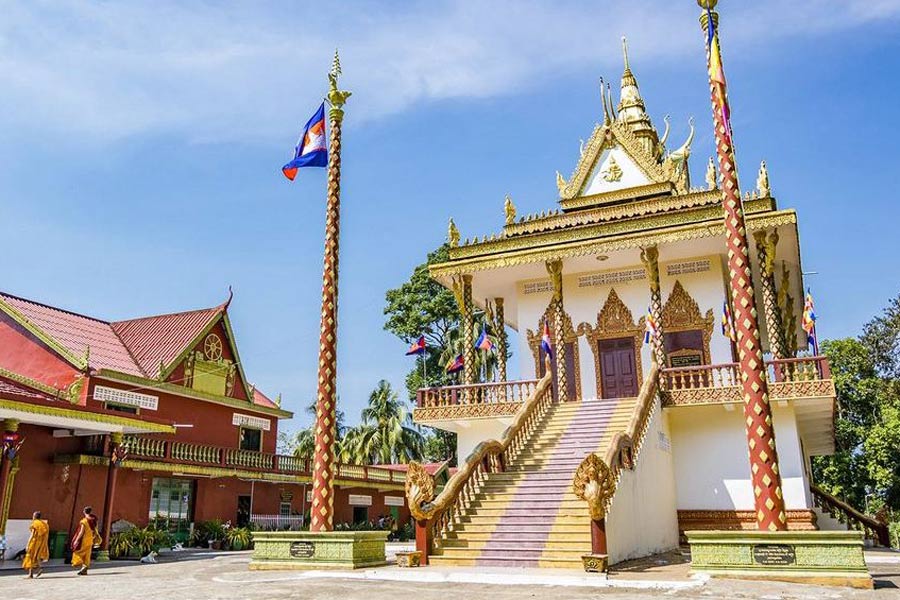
[660,280,715,366]
[526,304,582,400]
[577,288,645,399]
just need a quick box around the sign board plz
[752,544,796,566]
[384,496,405,507]
[289,541,315,558]
[670,354,703,368]
[349,494,372,506]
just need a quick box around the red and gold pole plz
[310,51,352,533]
[698,0,787,531]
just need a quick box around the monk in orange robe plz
[22,511,49,578]
[71,507,100,575]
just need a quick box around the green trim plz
[220,312,256,403]
[95,371,293,419]
[0,296,87,371]
[0,398,175,433]
[0,366,68,399]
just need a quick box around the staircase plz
[429,396,637,568]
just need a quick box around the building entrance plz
[598,337,639,399]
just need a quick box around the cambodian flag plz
[282,103,328,181]
[405,335,426,356]
[446,354,464,373]
[540,321,553,359]
[475,328,494,352]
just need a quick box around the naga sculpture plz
[662,117,694,191]
[406,462,438,521]
[448,218,460,248]
[573,453,617,521]
[504,194,516,226]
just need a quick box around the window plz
[352,506,369,524]
[279,502,292,517]
[149,478,194,540]
[105,402,138,415]
[239,427,262,452]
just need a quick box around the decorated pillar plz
[494,298,508,382]
[754,230,787,359]
[0,419,22,535]
[699,0,787,531]
[640,245,667,367]
[310,51,352,533]
[462,275,476,385]
[98,432,127,559]
[546,260,568,401]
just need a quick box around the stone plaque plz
[752,544,796,566]
[670,354,702,368]
[289,541,315,558]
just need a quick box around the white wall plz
[454,419,512,463]
[667,403,812,510]
[4,519,31,557]
[607,401,680,564]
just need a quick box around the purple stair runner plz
[473,398,624,567]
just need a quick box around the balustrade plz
[416,379,539,408]
[124,435,167,459]
[811,484,890,546]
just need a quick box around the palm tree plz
[289,400,347,460]
[344,380,424,464]
[438,315,501,383]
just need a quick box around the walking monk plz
[71,507,100,575]
[23,511,49,578]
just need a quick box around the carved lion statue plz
[573,453,616,521]
[405,462,438,521]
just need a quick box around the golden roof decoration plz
[757,160,771,197]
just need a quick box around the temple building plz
[406,42,886,568]
[0,291,409,559]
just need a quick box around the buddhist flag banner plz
[446,354,464,373]
[644,306,659,345]
[802,290,818,351]
[540,321,553,359]
[282,103,328,180]
[405,335,426,356]
[475,327,495,352]
[706,6,733,143]
[722,299,736,342]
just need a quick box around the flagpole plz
[698,0,787,532]
[309,50,351,534]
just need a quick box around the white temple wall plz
[667,403,812,511]
[607,402,680,564]
[454,419,512,463]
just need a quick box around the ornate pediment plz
[661,280,714,332]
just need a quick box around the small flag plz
[802,290,817,346]
[282,103,328,180]
[540,321,553,359]
[721,299,736,342]
[446,354,464,373]
[475,327,495,352]
[706,6,733,142]
[405,335,426,356]
[644,306,659,345]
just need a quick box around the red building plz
[0,290,408,557]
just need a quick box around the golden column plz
[699,0,787,531]
[494,298,507,382]
[753,230,787,359]
[461,275,476,385]
[0,419,21,535]
[310,51,352,533]
[640,245,667,367]
[546,260,568,401]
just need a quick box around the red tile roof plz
[0,291,280,413]
[112,306,222,378]
[0,377,56,402]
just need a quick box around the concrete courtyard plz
[1,549,898,600]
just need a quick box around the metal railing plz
[250,514,305,531]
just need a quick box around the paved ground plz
[0,550,897,600]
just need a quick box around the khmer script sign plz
[752,544,796,566]
[290,541,315,558]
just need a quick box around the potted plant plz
[225,527,252,551]
[203,520,227,550]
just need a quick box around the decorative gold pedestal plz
[686,530,872,589]
[581,553,608,573]
[396,551,422,567]
[249,531,388,570]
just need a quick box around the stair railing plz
[405,358,555,564]
[811,484,890,546]
[572,363,660,560]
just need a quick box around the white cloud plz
[0,0,897,143]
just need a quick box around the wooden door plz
[598,337,639,399]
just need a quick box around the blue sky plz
[3,1,900,435]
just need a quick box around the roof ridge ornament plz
[757,160,771,196]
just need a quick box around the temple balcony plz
[414,379,540,423]
[660,355,836,454]
[54,436,407,491]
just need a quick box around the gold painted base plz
[686,530,872,589]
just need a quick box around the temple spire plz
[616,37,658,154]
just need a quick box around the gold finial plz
[757,160,771,196]
[448,218,460,247]
[556,170,566,193]
[697,0,718,8]
[275,393,282,407]
[599,77,611,124]
[327,49,352,119]
[705,157,717,190]
[504,194,516,226]
[621,36,630,71]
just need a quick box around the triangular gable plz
[558,120,669,201]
